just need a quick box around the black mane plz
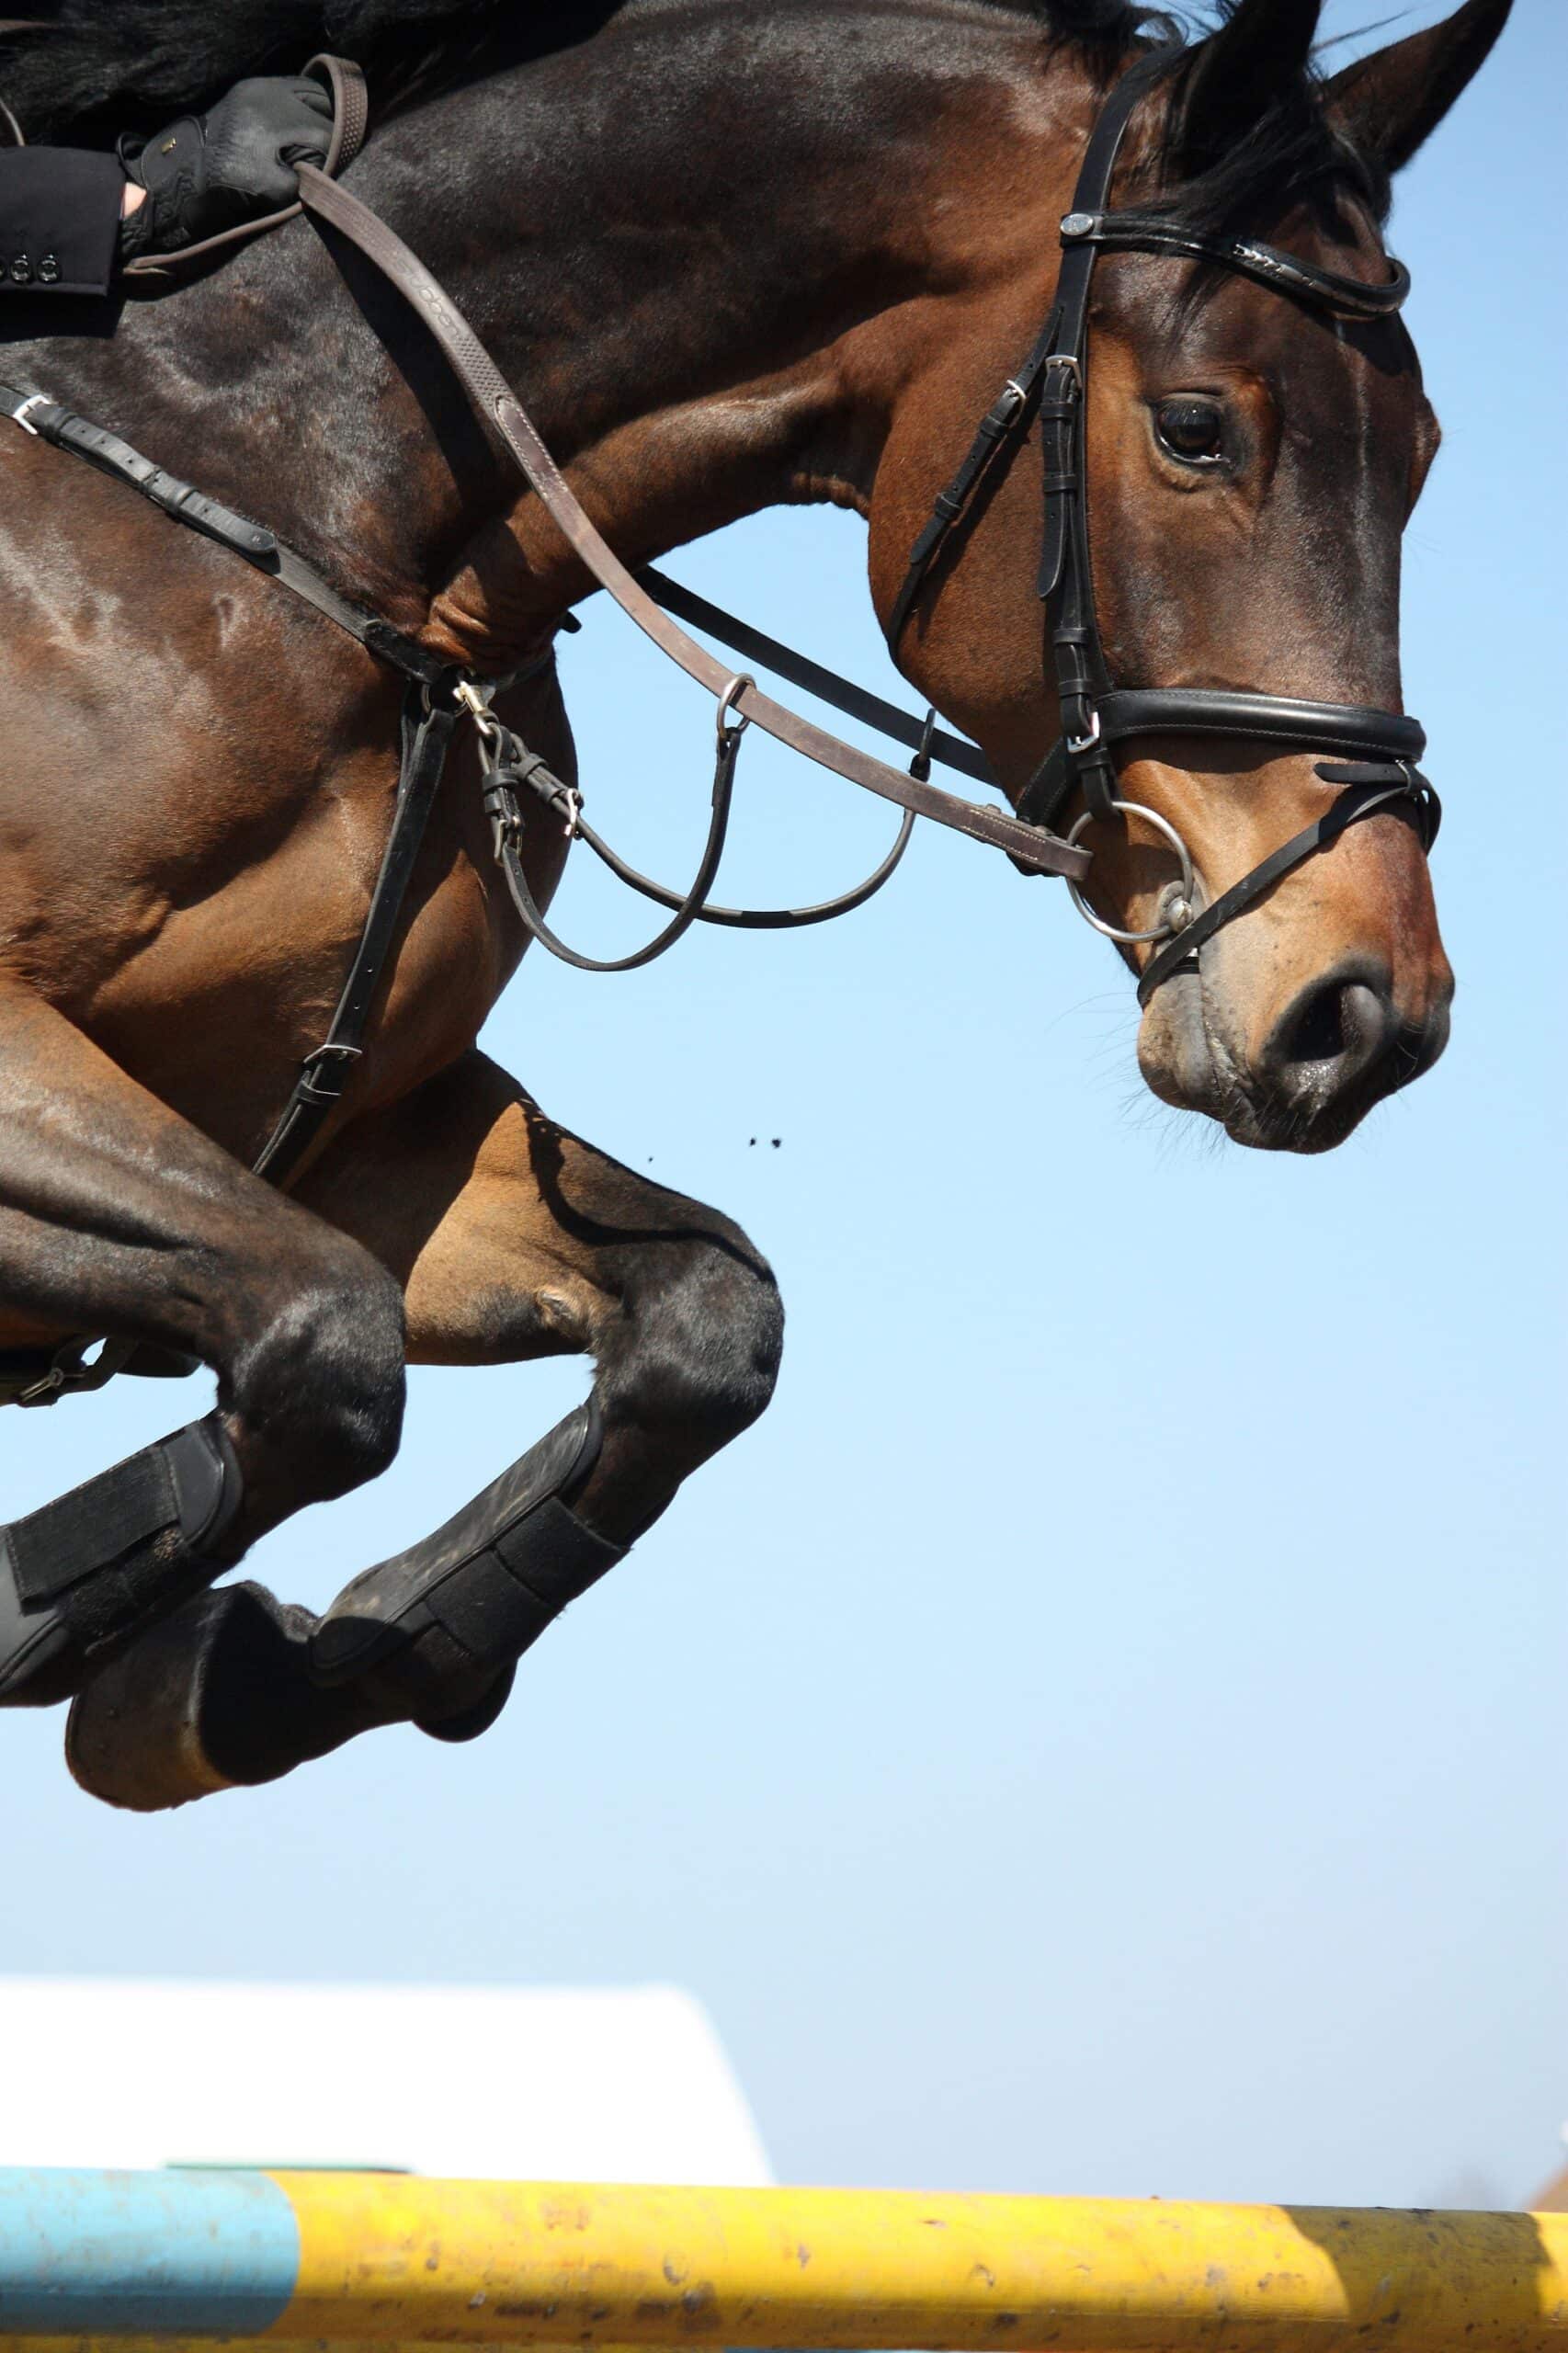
[0,0,1385,238]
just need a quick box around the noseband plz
[888,54,1439,1004]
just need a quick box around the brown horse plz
[0,0,1510,1806]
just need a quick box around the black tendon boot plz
[0,1415,241,1706]
[65,1399,625,1811]
[310,1396,624,1728]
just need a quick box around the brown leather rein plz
[292,165,1085,884]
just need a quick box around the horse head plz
[874,0,1510,1152]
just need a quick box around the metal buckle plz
[9,392,48,437]
[1066,709,1101,757]
[298,1041,363,1101]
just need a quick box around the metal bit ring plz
[1064,798,1198,945]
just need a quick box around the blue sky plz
[2,0,1562,2213]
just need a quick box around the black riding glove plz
[119,75,331,258]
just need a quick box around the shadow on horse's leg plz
[67,1050,783,1810]
[0,984,407,1715]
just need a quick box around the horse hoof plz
[65,1582,320,1812]
[65,1579,506,1809]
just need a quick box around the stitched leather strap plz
[294,165,1087,883]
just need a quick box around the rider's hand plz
[119,75,332,257]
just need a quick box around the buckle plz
[297,1041,363,1102]
[9,392,49,438]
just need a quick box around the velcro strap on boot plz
[424,1499,622,1664]
[6,1452,176,1604]
[3,1417,237,1605]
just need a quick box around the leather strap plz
[294,166,1087,884]
[574,797,914,932]
[883,322,1058,655]
[1061,210,1410,318]
[640,565,995,788]
[0,381,448,688]
[1035,61,1169,824]
[253,686,458,1181]
[1135,769,1439,1006]
[486,721,743,973]
[1017,690,1427,834]
[1094,690,1426,761]
[485,716,916,937]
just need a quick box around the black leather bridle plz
[887,53,1439,1005]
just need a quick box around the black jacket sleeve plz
[0,148,122,295]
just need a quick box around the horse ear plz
[1174,0,1324,178]
[1322,0,1513,176]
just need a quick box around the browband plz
[1058,210,1412,320]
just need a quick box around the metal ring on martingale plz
[715,672,756,744]
[1064,797,1198,945]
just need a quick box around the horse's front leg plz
[66,1050,783,1807]
[0,984,407,1708]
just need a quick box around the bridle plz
[887,51,1438,1005]
[0,50,1441,1401]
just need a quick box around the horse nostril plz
[1270,972,1392,1098]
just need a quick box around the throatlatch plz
[309,1396,622,1714]
[0,1415,241,1706]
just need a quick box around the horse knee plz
[225,1242,406,1512]
[601,1225,782,1461]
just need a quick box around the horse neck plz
[18,4,1083,654]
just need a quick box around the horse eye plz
[1154,396,1226,464]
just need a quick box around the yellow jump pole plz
[2,2173,1567,2350]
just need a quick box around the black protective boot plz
[0,1415,241,1707]
[310,1397,623,1721]
[65,1400,622,1809]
